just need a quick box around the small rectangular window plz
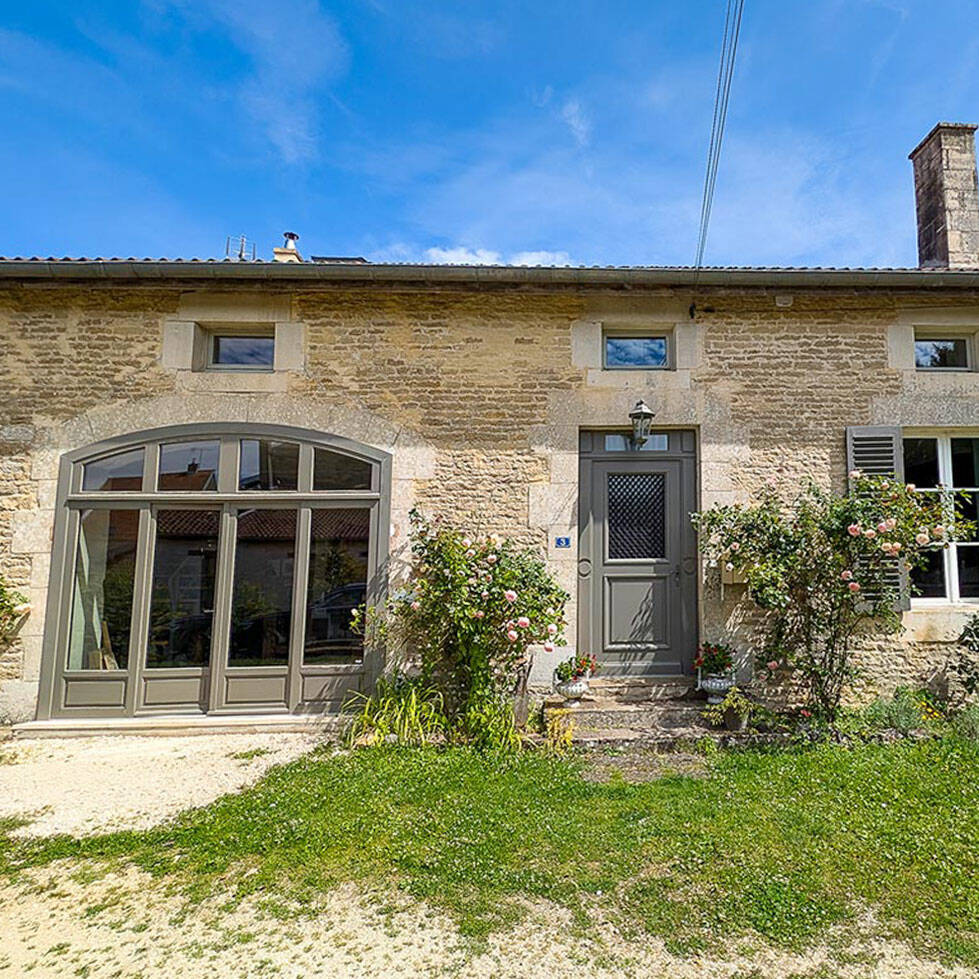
[914,336,970,370]
[209,331,275,370]
[604,334,670,369]
[604,434,669,452]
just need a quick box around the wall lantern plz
[629,399,655,448]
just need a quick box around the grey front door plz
[578,431,698,676]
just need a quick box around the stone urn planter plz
[699,671,735,705]
[553,673,590,707]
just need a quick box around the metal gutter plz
[2,260,979,289]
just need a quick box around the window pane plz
[312,449,372,491]
[604,434,669,452]
[605,336,668,368]
[67,509,139,670]
[228,509,297,667]
[146,510,220,668]
[902,438,940,489]
[305,508,370,664]
[910,548,947,598]
[212,334,274,367]
[82,449,144,492]
[951,439,979,488]
[914,338,968,369]
[239,440,299,491]
[158,442,220,491]
[954,492,979,542]
[958,547,979,599]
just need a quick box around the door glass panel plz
[239,440,299,491]
[228,509,297,666]
[158,442,220,491]
[607,473,666,560]
[146,510,220,668]
[604,434,669,452]
[305,508,370,664]
[82,449,144,492]
[67,509,139,669]
[312,449,372,491]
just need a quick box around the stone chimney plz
[909,123,979,268]
[273,231,303,264]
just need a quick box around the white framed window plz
[913,329,975,371]
[902,433,979,603]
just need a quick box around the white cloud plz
[424,246,502,265]
[149,0,349,163]
[509,250,573,266]
[560,98,591,147]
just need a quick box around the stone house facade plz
[3,122,979,729]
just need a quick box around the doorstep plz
[13,713,345,740]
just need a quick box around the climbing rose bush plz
[385,509,569,726]
[692,473,972,721]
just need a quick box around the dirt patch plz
[0,733,321,837]
[0,863,973,978]
[580,747,710,783]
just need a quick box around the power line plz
[694,0,746,276]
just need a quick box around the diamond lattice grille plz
[607,473,666,559]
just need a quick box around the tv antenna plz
[225,234,256,262]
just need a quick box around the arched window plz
[37,425,390,720]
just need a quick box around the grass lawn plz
[3,738,979,967]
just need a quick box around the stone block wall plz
[2,281,979,716]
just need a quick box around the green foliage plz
[702,685,754,728]
[553,652,598,683]
[693,474,971,721]
[345,674,446,747]
[0,573,29,641]
[952,703,979,741]
[376,509,569,748]
[953,612,979,698]
[5,740,979,963]
[541,708,575,755]
[860,687,936,735]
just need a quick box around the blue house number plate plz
[554,536,571,549]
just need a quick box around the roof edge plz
[3,260,979,290]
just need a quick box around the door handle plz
[673,565,682,587]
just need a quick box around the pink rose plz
[934,525,946,537]
[906,483,916,493]
[877,522,889,534]
[517,616,530,628]
[915,532,930,546]
[543,642,555,653]
[886,518,897,531]
[547,623,558,636]
[410,600,420,611]
[730,542,741,552]
[487,554,498,565]
[891,542,901,552]
[863,529,876,539]
[462,538,472,547]
[848,524,861,537]
[841,570,853,580]
[475,610,484,619]
[848,581,861,593]
[767,660,779,671]
[506,629,519,642]
[481,590,489,599]
[504,589,517,603]
[848,469,862,480]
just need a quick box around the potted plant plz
[694,641,736,704]
[553,653,599,706]
[703,685,754,731]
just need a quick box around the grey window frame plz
[35,423,391,721]
[204,324,276,372]
[913,329,976,372]
[602,328,674,371]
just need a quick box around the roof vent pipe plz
[273,231,303,264]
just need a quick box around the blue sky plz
[1,1,977,267]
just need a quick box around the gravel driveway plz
[0,732,320,837]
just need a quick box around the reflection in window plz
[67,509,139,669]
[158,442,220,491]
[82,449,144,492]
[239,440,299,491]
[604,434,669,452]
[312,448,372,491]
[605,336,668,368]
[211,333,275,368]
[146,510,220,668]
[902,438,940,489]
[914,338,969,369]
[228,509,297,667]
[304,508,370,664]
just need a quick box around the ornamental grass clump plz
[693,473,972,723]
[351,509,570,749]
